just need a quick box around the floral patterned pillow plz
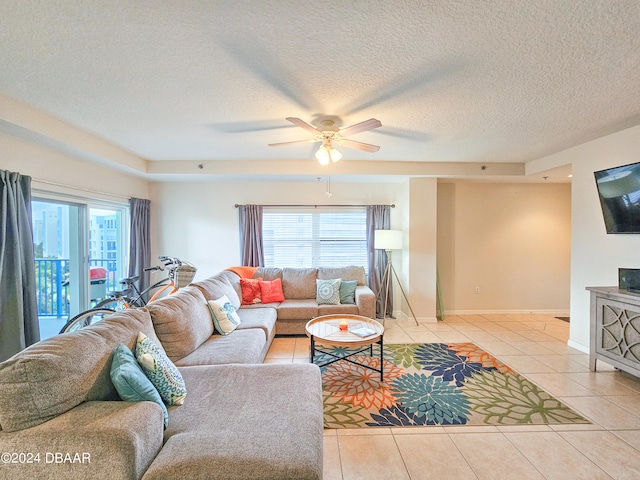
[207,295,242,335]
[240,277,263,305]
[135,332,187,406]
[316,278,342,305]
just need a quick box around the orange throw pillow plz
[240,277,263,305]
[259,278,285,303]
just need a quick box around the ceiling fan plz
[268,117,382,165]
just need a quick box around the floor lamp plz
[374,230,418,326]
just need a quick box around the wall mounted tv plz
[595,161,640,233]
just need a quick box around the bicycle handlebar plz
[141,256,188,274]
[158,256,184,269]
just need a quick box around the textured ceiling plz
[0,0,639,179]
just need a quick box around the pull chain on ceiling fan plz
[268,117,382,164]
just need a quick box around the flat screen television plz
[594,161,640,233]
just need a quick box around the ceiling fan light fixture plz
[271,116,381,164]
[316,139,341,165]
[329,147,342,163]
[315,145,330,165]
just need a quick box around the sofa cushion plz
[111,343,169,428]
[0,401,163,480]
[282,268,317,299]
[236,307,277,341]
[207,296,242,335]
[253,267,283,281]
[143,364,323,480]
[276,299,319,320]
[136,332,187,406]
[147,286,213,361]
[191,273,241,310]
[318,265,366,285]
[173,329,266,366]
[260,278,285,303]
[0,308,157,432]
[318,304,359,316]
[316,278,342,305]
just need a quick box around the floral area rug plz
[317,342,590,428]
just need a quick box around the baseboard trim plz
[444,309,571,316]
[567,339,589,353]
[395,311,438,324]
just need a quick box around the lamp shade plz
[374,230,403,250]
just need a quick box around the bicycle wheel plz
[59,308,116,334]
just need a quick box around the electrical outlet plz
[475,287,480,294]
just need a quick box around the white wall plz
[537,124,640,351]
[437,181,572,314]
[149,179,405,276]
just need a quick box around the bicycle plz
[58,256,196,334]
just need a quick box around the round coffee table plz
[305,314,385,380]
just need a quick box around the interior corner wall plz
[436,181,571,314]
[538,124,640,352]
[403,178,438,322]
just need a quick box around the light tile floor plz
[264,314,640,479]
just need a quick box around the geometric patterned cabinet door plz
[588,287,640,378]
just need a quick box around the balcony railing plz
[35,258,120,318]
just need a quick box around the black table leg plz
[310,335,315,364]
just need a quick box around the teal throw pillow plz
[316,278,342,305]
[339,280,358,305]
[207,295,242,335]
[135,332,187,406]
[110,343,168,428]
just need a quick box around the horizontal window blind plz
[263,207,368,274]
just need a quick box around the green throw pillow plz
[135,332,187,406]
[339,280,358,304]
[110,343,169,428]
[316,278,342,305]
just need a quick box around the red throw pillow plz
[240,277,263,305]
[259,278,285,303]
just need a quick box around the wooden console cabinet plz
[587,286,640,378]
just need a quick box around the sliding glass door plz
[32,198,128,339]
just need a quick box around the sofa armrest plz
[355,285,376,318]
[0,400,164,480]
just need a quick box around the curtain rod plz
[32,179,131,201]
[234,203,395,208]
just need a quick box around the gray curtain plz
[129,198,151,295]
[238,205,264,267]
[1,170,39,361]
[367,205,391,319]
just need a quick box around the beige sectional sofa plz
[0,269,326,479]
[226,265,376,334]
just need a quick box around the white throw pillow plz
[207,295,242,335]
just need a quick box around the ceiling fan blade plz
[338,118,382,137]
[336,138,380,153]
[268,139,319,147]
[286,117,320,135]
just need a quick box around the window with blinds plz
[262,207,368,274]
